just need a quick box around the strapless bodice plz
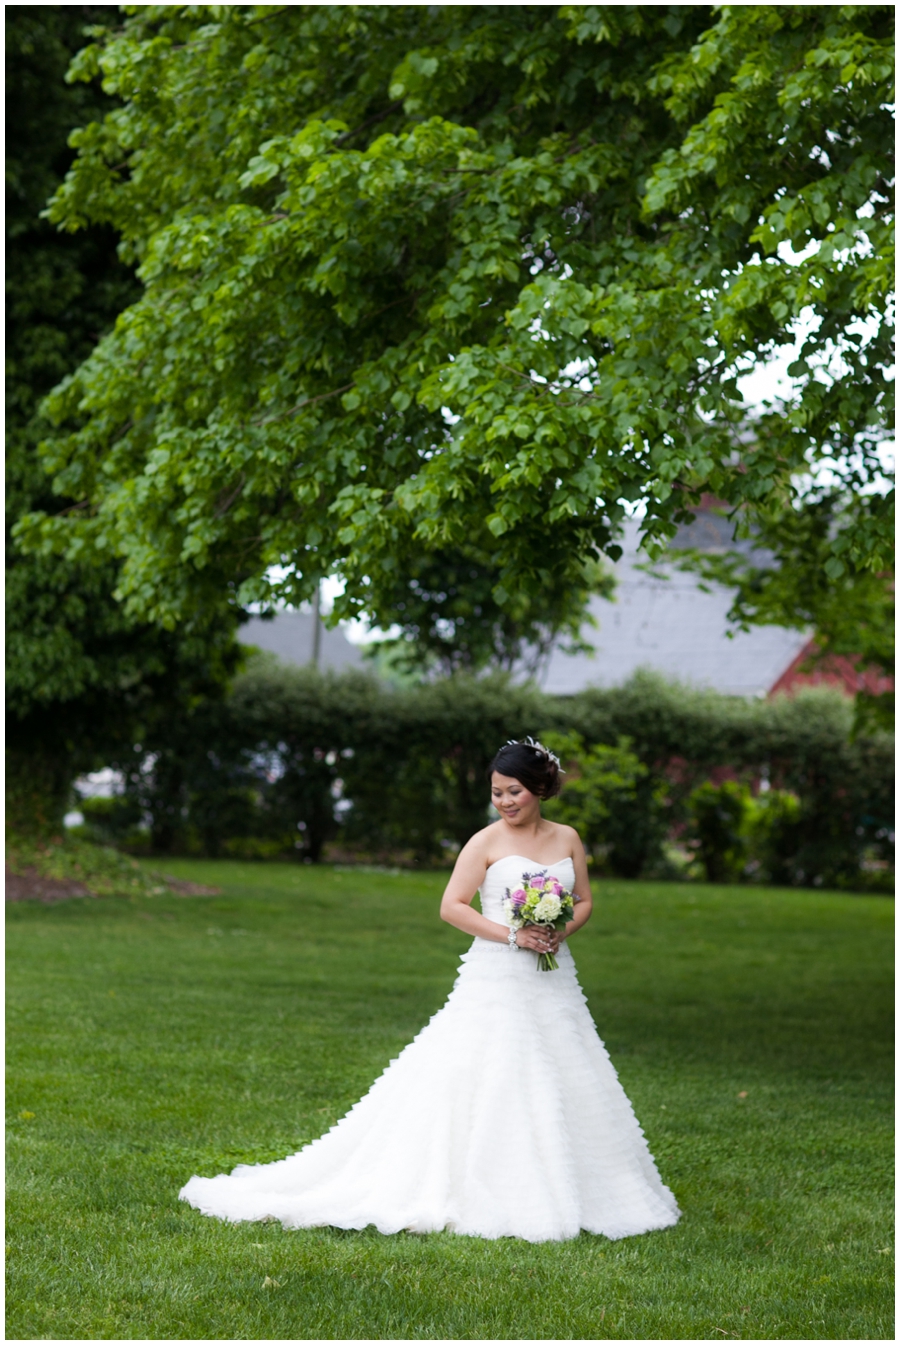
[479,854,577,925]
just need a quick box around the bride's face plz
[491,772,541,827]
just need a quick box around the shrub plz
[109,661,547,863]
[221,835,294,861]
[79,794,147,848]
[685,780,752,883]
[744,790,803,885]
[99,662,893,889]
[558,673,894,888]
[542,733,668,877]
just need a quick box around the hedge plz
[557,672,894,888]
[81,661,894,891]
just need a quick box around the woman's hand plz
[515,925,560,955]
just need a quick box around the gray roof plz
[539,518,808,698]
[238,510,807,698]
[238,609,365,672]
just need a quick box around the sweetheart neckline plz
[485,854,574,872]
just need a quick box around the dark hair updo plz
[488,739,561,799]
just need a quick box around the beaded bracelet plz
[507,927,519,952]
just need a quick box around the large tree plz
[17,5,894,665]
[6,5,241,830]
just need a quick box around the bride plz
[180,738,680,1242]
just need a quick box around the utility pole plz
[311,581,322,669]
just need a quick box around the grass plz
[6,860,894,1340]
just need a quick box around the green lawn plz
[6,862,894,1340]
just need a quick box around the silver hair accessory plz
[504,736,565,772]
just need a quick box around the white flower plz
[502,897,523,928]
[532,894,561,922]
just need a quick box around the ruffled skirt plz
[179,938,680,1242]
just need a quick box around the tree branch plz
[333,101,404,147]
[252,383,355,427]
[214,473,246,518]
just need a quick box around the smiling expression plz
[491,772,541,827]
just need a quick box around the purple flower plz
[510,888,527,906]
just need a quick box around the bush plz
[744,789,802,886]
[108,661,547,864]
[78,794,148,849]
[6,830,168,898]
[685,780,751,884]
[99,662,893,890]
[542,733,668,876]
[558,673,894,889]
[221,835,295,861]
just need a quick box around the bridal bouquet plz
[503,872,575,971]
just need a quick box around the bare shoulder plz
[547,820,583,859]
[445,822,499,897]
[456,822,500,865]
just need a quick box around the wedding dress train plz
[179,856,680,1242]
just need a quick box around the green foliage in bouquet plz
[503,871,575,970]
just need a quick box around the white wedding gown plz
[179,857,680,1242]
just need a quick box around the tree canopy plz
[18,4,894,652]
[6,4,241,827]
